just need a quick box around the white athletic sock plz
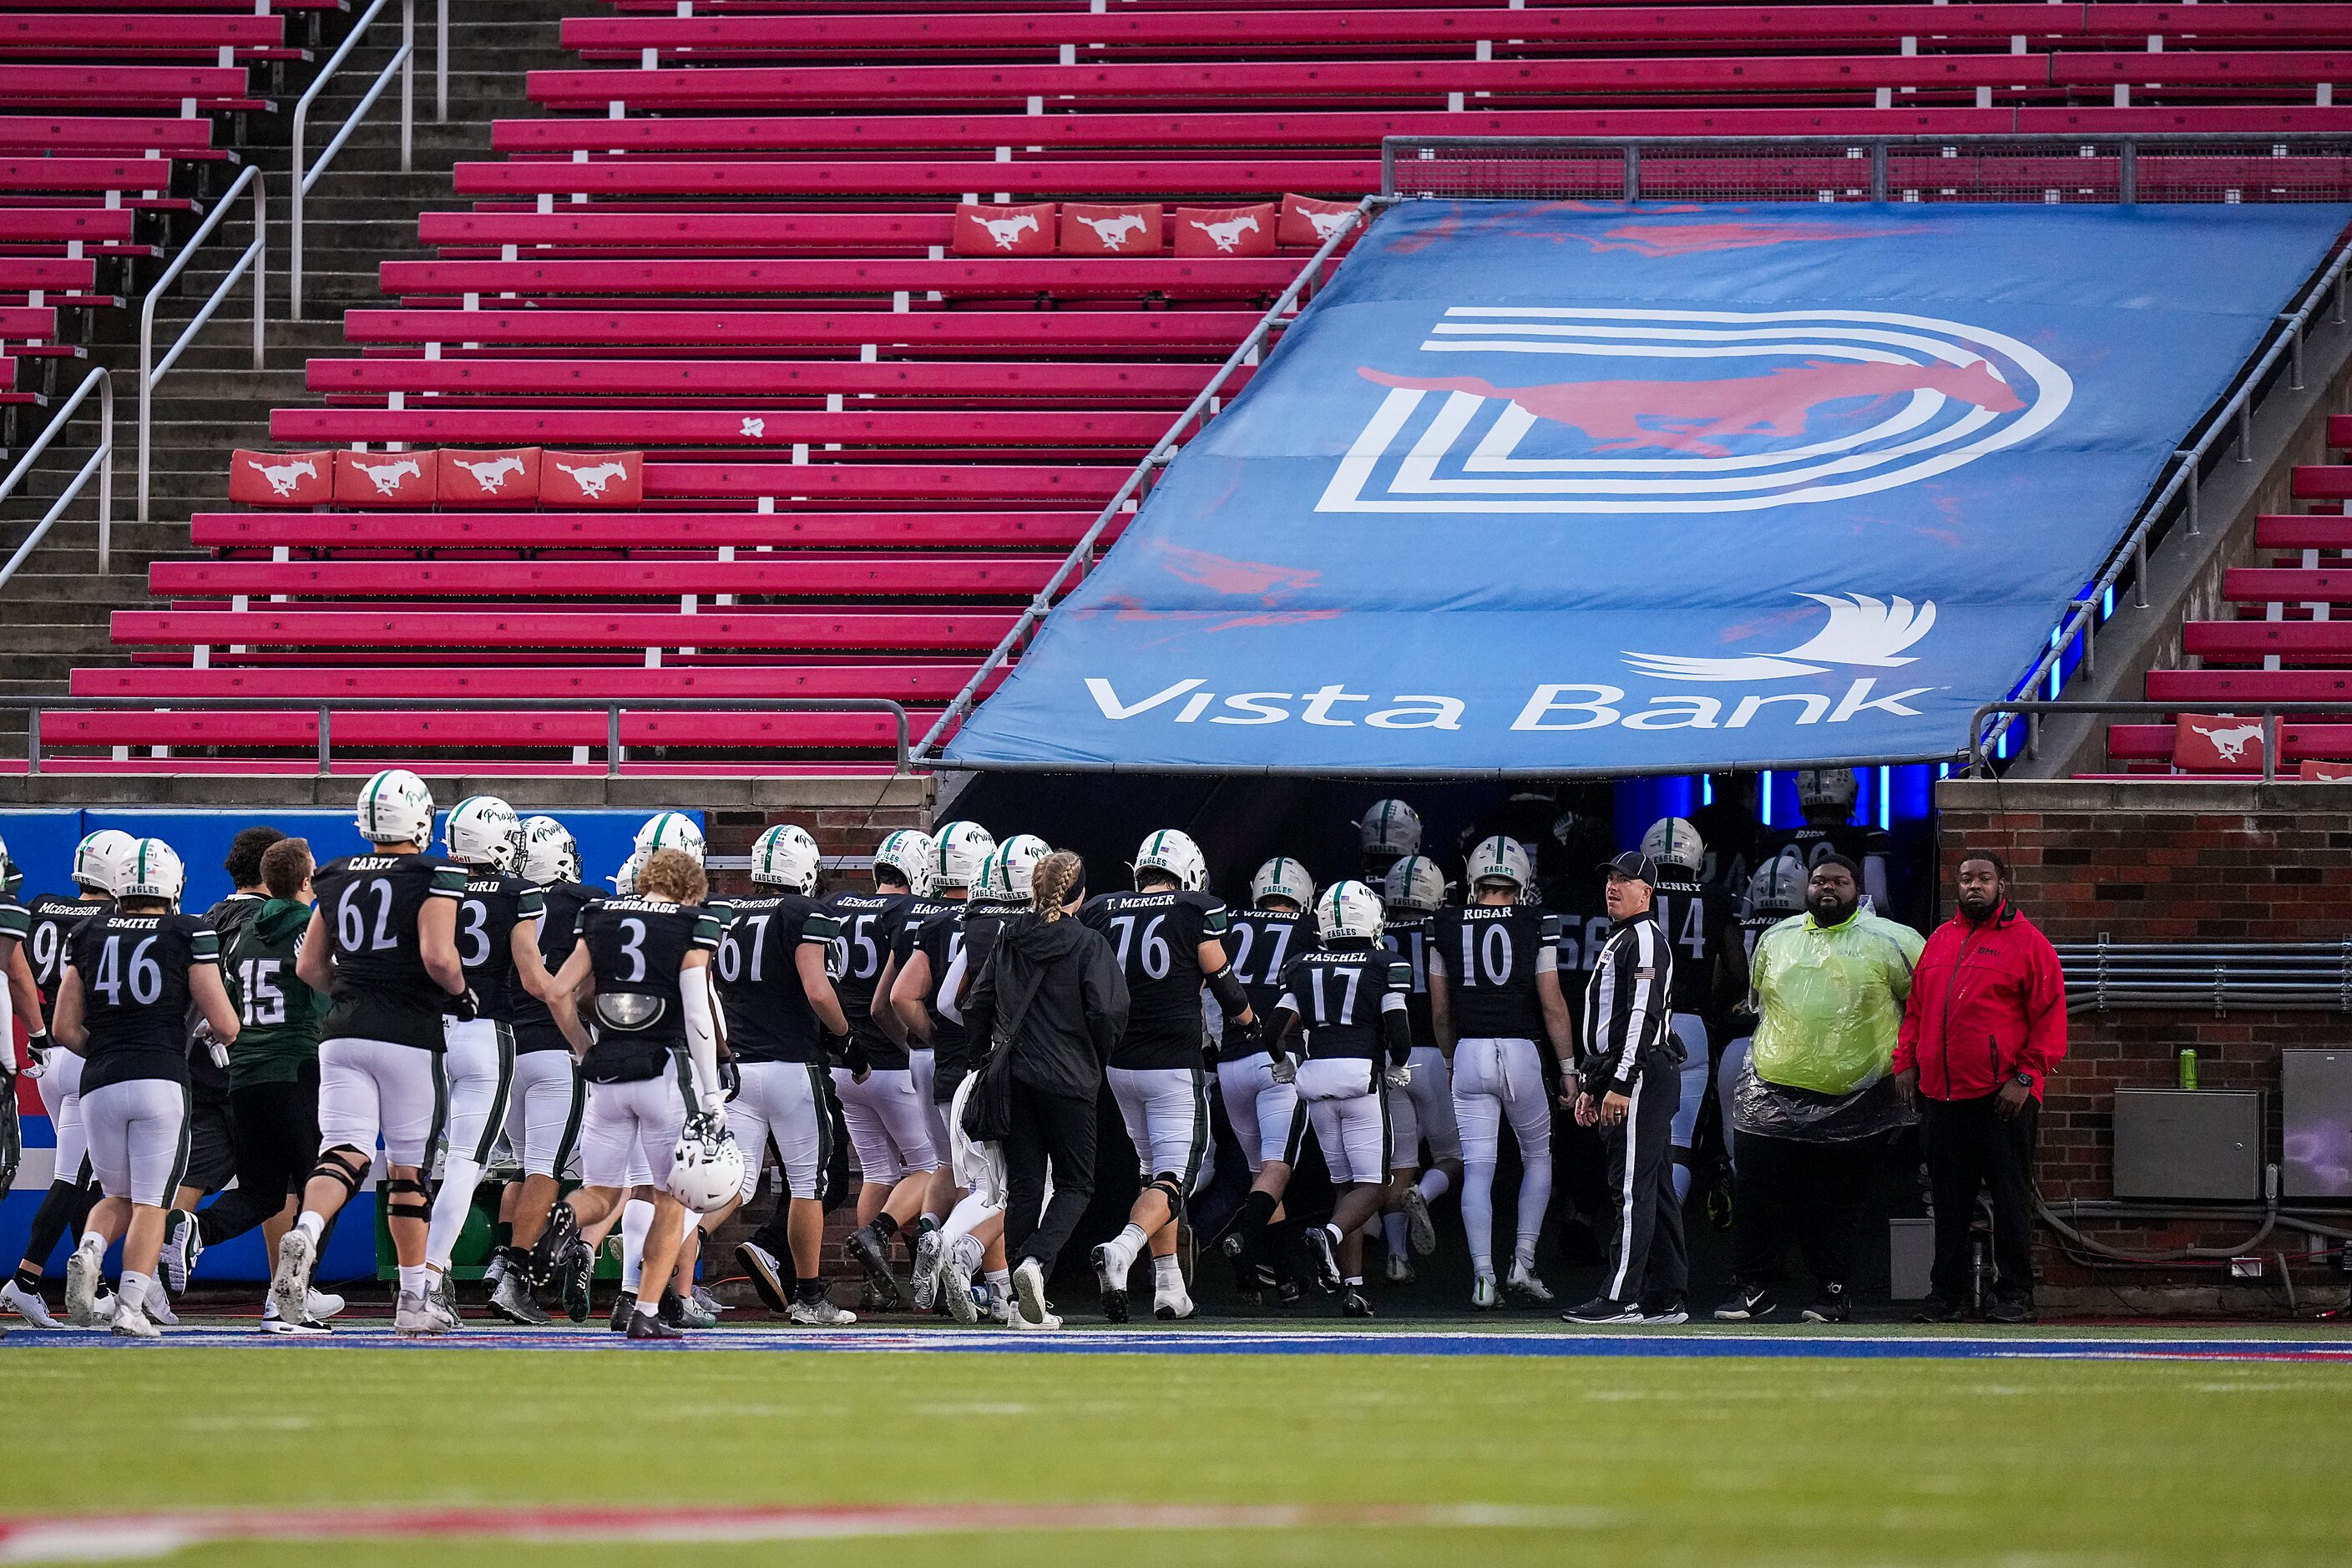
[122,1270,154,1308]
[143,1273,169,1311]
[1381,1211,1409,1255]
[423,1154,483,1274]
[1151,1253,1181,1287]
[294,1211,325,1244]
[1322,1222,1343,1247]
[1461,1160,1498,1275]
[1115,1222,1148,1257]
[1416,1167,1451,1202]
[634,1293,660,1319]
[396,1263,426,1298]
[620,1198,654,1292]
[1343,1275,1363,1288]
[984,1268,1010,1298]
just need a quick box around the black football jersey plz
[942,902,1014,1038]
[1429,904,1560,1040]
[716,893,838,1065]
[578,897,721,1082]
[910,904,976,1093]
[1226,907,1313,1061]
[1380,915,1436,1051]
[512,880,600,1055]
[1649,875,1731,1017]
[455,870,544,1025]
[1760,823,1893,876]
[68,912,217,1094]
[313,853,468,1052]
[1275,940,1411,1061]
[824,889,912,1070]
[887,896,959,968]
[24,894,105,1024]
[1081,888,1229,1070]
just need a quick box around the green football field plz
[3,1330,2349,1566]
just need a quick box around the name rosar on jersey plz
[1080,887,1229,1071]
[1275,941,1411,1060]
[1429,903,1560,1039]
[1225,906,1313,1060]
[455,870,543,1024]
[716,893,837,1065]
[1648,874,1731,1018]
[577,896,723,1083]
[66,912,218,1094]
[824,889,911,1069]
[312,853,468,1051]
[24,895,104,1023]
[511,881,601,1055]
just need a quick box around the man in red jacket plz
[1894,851,2066,1324]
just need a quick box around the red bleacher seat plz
[451,158,1375,200]
[0,64,264,110]
[150,557,1060,599]
[112,608,1024,653]
[190,508,1114,552]
[377,255,1309,300]
[0,13,295,63]
[269,407,1172,447]
[305,357,1225,403]
[340,308,1267,353]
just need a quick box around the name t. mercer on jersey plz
[1082,675,1936,735]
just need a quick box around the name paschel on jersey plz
[1081,888,1230,1071]
[1429,904,1561,1040]
[313,854,468,1052]
[1225,907,1313,1060]
[1276,943,1411,1061]
[1380,915,1435,1049]
[577,897,722,1083]
[24,895,104,1022]
[716,893,837,1065]
[824,890,912,1070]
[511,881,600,1055]
[455,870,544,1024]
[68,913,218,1094]
[1648,875,1731,1016]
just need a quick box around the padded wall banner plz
[947,200,2349,773]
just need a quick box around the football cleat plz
[140,1278,179,1327]
[1091,1239,1134,1324]
[626,1308,684,1341]
[1383,1251,1414,1286]
[692,1282,728,1318]
[1342,1288,1376,1319]
[1302,1227,1343,1293]
[845,1223,909,1308]
[608,1289,638,1334]
[909,1228,945,1313]
[529,1201,580,1289]
[269,1228,318,1332]
[161,1209,202,1293]
[988,1284,1017,1326]
[1505,1262,1555,1304]
[0,1280,63,1328]
[736,1242,791,1313]
[489,1269,550,1327]
[1153,1276,1196,1323]
[940,1244,980,1326]
[111,1298,160,1340]
[64,1235,107,1327]
[787,1292,857,1328]
[393,1290,439,1338]
[661,1291,717,1331]
[427,1272,463,1333]
[558,1239,594,1324]
[1400,1187,1438,1257]
[1010,1258,1060,1330]
[1470,1272,1500,1311]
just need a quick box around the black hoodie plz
[963,911,1129,1100]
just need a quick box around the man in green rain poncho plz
[1711,853,1923,1326]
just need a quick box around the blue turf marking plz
[8,1326,2349,1362]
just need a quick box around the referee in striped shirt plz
[1563,851,1687,1326]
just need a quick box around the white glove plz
[1383,1063,1414,1090]
[22,1034,50,1080]
[1269,1054,1297,1085]
[192,1019,230,1070]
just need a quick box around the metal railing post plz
[250,170,266,372]
[401,0,414,174]
[291,0,409,321]
[96,371,113,575]
[139,165,260,523]
[608,706,623,777]
[25,707,38,778]
[316,706,332,776]
[437,0,448,124]
[1,368,116,591]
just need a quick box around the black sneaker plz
[1801,1286,1851,1324]
[625,1309,683,1341]
[1342,1287,1375,1318]
[1712,1284,1777,1322]
[1560,1297,1642,1325]
[1912,1297,1966,1324]
[1985,1297,2037,1325]
[608,1288,638,1334]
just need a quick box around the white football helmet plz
[71,828,139,895]
[1314,879,1384,942]
[981,834,1050,902]
[1641,817,1706,879]
[634,811,706,865]
[1798,767,1859,817]
[444,796,523,872]
[519,817,580,886]
[1134,827,1208,893]
[666,1122,745,1215]
[355,768,435,847]
[1358,799,1423,861]
[928,820,997,892]
[1382,854,1448,915]
[1249,856,1315,910]
[117,838,185,904]
[750,823,822,894]
[1746,847,1810,917]
[0,830,17,900]
[1464,833,1533,892]
[611,847,647,897]
[873,828,935,895]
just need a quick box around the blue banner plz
[948,200,2349,772]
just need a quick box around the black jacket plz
[964,912,1128,1100]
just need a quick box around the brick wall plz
[699,776,933,901]
[1935,779,2352,1308]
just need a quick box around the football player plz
[1378,853,1462,1282]
[53,839,240,1337]
[1432,837,1574,1308]
[0,833,23,1219]
[425,797,559,1327]
[1641,818,1742,1206]
[718,824,857,1327]
[539,847,726,1340]
[1268,880,1414,1318]
[1084,828,1257,1324]
[271,771,473,1338]
[1,830,133,1328]
[1213,856,1315,1303]
[1759,768,1894,914]
[1358,799,1422,883]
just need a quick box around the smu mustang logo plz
[1319,306,2071,514]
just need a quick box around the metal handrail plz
[139,165,265,524]
[2055,937,2352,1015]
[908,194,1397,764]
[0,367,114,585]
[16,695,912,779]
[1965,699,2352,780]
[436,0,448,124]
[291,0,413,321]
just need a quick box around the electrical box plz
[1887,1218,1934,1300]
[2281,1050,2352,1201]
[2112,1089,2263,1201]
